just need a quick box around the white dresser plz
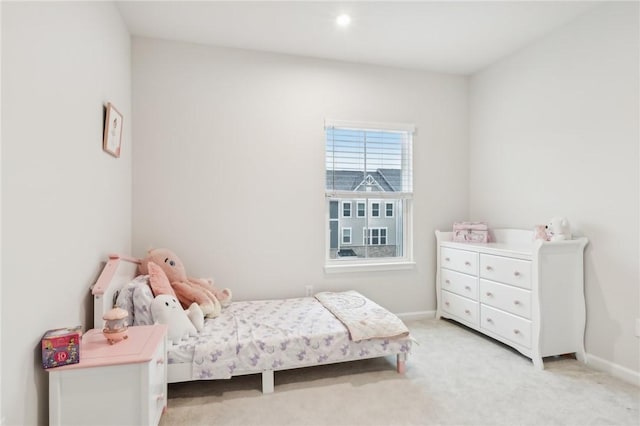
[435,228,588,369]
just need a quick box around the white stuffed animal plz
[151,295,204,344]
[545,216,572,241]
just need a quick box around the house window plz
[363,227,387,245]
[371,202,380,217]
[341,201,351,218]
[342,227,352,245]
[385,202,394,218]
[325,120,414,270]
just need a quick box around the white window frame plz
[324,119,415,273]
[370,202,380,218]
[357,201,366,218]
[341,201,352,218]
[363,227,388,245]
[385,202,394,218]
[341,227,352,245]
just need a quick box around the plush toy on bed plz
[151,295,203,344]
[139,248,232,318]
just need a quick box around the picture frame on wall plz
[103,102,123,158]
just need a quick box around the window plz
[342,227,352,244]
[341,201,351,218]
[385,202,394,218]
[325,119,414,270]
[371,202,380,218]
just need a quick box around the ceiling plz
[116,1,600,75]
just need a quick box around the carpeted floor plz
[160,318,639,425]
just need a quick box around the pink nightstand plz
[48,324,168,426]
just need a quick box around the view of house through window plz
[326,122,413,262]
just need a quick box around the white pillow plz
[115,275,149,326]
[132,283,155,326]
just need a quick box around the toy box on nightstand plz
[41,326,82,369]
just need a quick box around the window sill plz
[324,260,416,274]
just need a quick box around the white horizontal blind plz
[325,122,413,198]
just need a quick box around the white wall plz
[1,3,132,425]
[132,38,468,315]
[469,3,639,379]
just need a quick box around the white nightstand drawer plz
[442,290,479,327]
[480,279,532,319]
[441,247,478,275]
[480,254,531,289]
[441,268,478,300]
[481,305,532,349]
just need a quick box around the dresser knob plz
[464,286,471,291]
[486,318,493,323]
[464,309,470,315]
[445,302,450,306]
[514,271,521,277]
[156,393,165,401]
[445,280,450,284]
[464,261,471,266]
[514,300,521,305]
[486,292,493,297]
[445,257,450,262]
[486,266,493,271]
[513,329,520,335]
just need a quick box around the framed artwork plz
[103,103,123,158]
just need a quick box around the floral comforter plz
[167,296,412,380]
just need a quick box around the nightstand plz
[48,324,168,426]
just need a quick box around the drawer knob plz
[486,292,493,297]
[445,302,450,306]
[513,329,520,335]
[445,280,450,284]
[486,318,493,323]
[156,393,165,401]
[486,266,493,271]
[464,261,471,266]
[514,271,521,277]
[445,257,450,262]
[464,286,471,291]
[464,309,471,315]
[514,300,521,305]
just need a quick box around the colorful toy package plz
[41,326,82,369]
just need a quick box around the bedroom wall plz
[469,2,639,382]
[1,3,132,425]
[131,38,468,315]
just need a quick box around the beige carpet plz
[160,318,639,425]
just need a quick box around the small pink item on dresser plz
[452,221,489,243]
[102,307,129,344]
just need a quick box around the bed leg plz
[397,353,407,374]
[262,370,274,394]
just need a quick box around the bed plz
[91,254,412,393]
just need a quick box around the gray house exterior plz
[327,169,404,259]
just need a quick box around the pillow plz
[115,275,149,326]
[147,261,177,298]
[132,283,155,326]
[151,295,198,344]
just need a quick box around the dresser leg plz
[532,357,544,370]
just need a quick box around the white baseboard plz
[586,353,640,387]
[397,310,435,321]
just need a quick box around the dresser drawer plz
[441,269,478,300]
[480,254,531,289]
[480,279,531,319]
[442,290,479,326]
[441,247,478,275]
[481,305,532,349]
[148,337,167,425]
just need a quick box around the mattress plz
[167,296,412,380]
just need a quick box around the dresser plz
[435,228,588,369]
[48,324,168,426]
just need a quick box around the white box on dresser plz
[48,325,168,426]
[435,228,588,369]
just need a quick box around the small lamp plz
[102,307,129,344]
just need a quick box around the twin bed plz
[92,254,412,393]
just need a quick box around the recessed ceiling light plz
[336,14,351,27]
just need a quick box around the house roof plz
[326,169,401,192]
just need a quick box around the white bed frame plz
[92,254,408,393]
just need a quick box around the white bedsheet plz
[167,297,412,380]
